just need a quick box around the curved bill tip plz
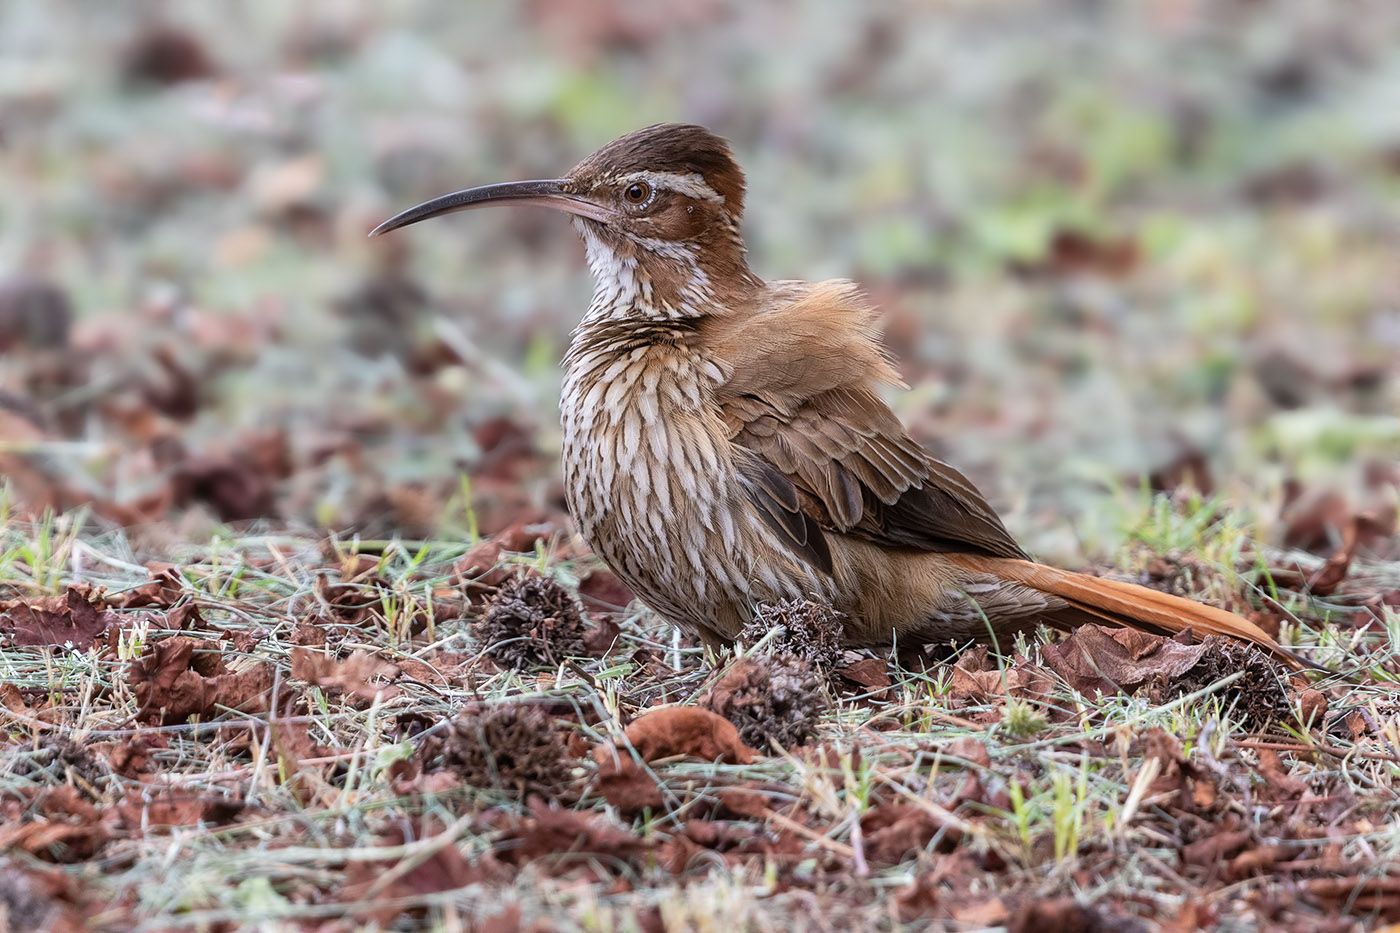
[369,178,610,237]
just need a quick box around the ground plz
[1,2,1399,930]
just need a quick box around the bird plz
[372,123,1296,666]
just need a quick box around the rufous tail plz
[949,556,1305,670]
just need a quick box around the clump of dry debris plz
[1157,636,1290,728]
[442,703,576,800]
[703,655,827,750]
[739,598,845,671]
[473,573,588,669]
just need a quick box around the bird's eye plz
[623,182,652,206]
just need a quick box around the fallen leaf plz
[1041,625,1208,696]
[1255,748,1308,801]
[861,801,964,865]
[1304,515,1360,596]
[1011,227,1138,279]
[495,799,649,874]
[953,898,1010,926]
[1182,828,1253,868]
[1295,687,1329,725]
[168,432,288,522]
[1226,844,1292,880]
[0,860,88,932]
[128,636,276,725]
[1280,483,1352,553]
[894,871,941,921]
[290,646,402,706]
[113,565,187,609]
[339,820,504,925]
[948,656,1054,702]
[713,785,777,821]
[93,735,167,778]
[114,789,244,835]
[594,756,667,816]
[0,275,72,352]
[602,707,756,765]
[838,657,892,690]
[454,519,561,596]
[1160,901,1215,932]
[1303,874,1400,920]
[0,589,116,649]
[577,568,635,611]
[0,788,109,863]
[387,758,462,798]
[942,737,991,768]
[1008,897,1105,933]
[122,24,218,85]
[582,615,622,656]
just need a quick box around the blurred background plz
[1,0,1397,564]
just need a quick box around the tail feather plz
[950,555,1304,670]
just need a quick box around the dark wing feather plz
[706,278,1030,570]
[735,451,834,575]
[724,386,1029,563]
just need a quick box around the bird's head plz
[371,123,758,320]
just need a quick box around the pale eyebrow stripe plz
[615,170,725,204]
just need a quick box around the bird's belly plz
[561,431,825,641]
[560,337,830,641]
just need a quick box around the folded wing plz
[705,280,1028,573]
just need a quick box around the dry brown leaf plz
[603,706,756,765]
[93,735,167,779]
[1041,625,1208,696]
[113,565,187,609]
[0,860,88,932]
[290,646,402,706]
[114,789,244,835]
[1160,901,1216,932]
[593,756,667,816]
[1008,898,1106,933]
[495,799,649,872]
[128,636,276,725]
[1255,748,1309,801]
[942,736,992,768]
[0,589,116,649]
[953,898,1010,927]
[1226,844,1292,880]
[894,871,941,922]
[860,801,964,866]
[1304,874,1400,920]
[576,568,636,611]
[1304,515,1360,596]
[837,657,892,691]
[1294,687,1329,724]
[339,821,504,926]
[948,656,1054,702]
[1182,828,1253,868]
[0,789,109,863]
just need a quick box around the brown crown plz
[568,123,747,215]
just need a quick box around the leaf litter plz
[1,3,1399,929]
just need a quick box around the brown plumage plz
[372,123,1296,666]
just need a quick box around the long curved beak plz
[369,178,611,237]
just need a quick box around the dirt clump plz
[473,573,588,669]
[703,655,826,750]
[739,597,845,671]
[442,703,576,800]
[1157,636,1290,728]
